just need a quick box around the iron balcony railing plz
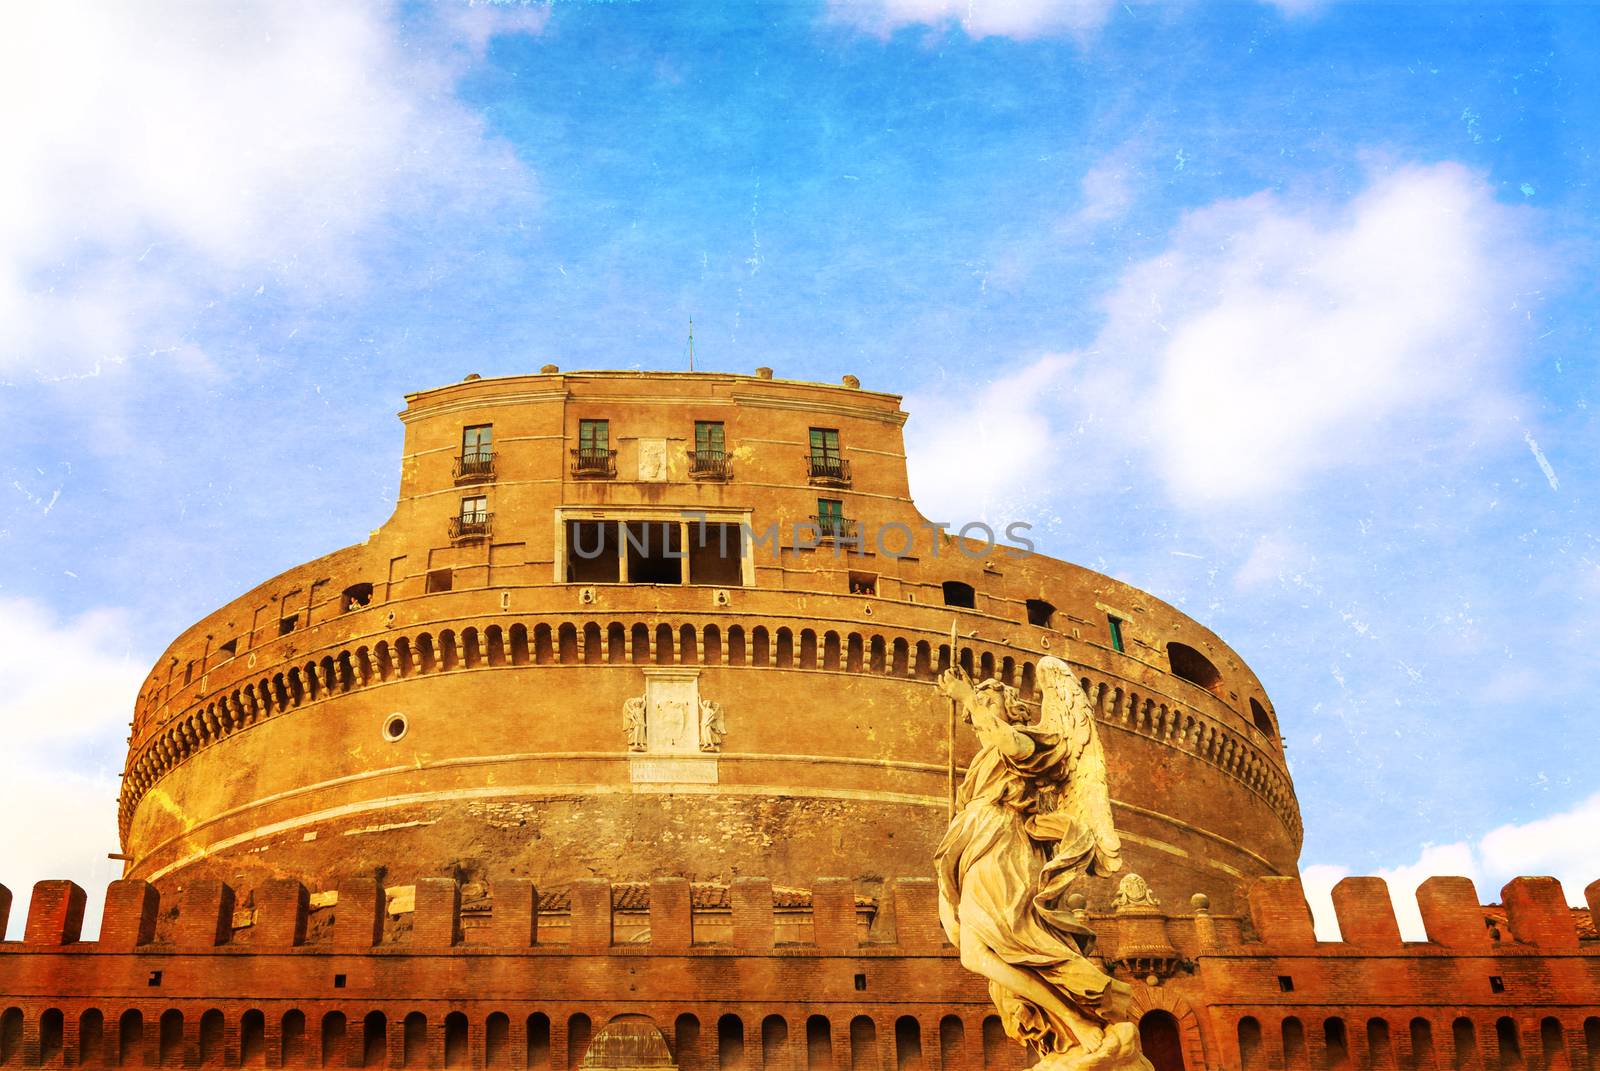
[571,448,617,478]
[688,449,732,480]
[453,450,496,483]
[806,454,851,486]
[449,512,493,541]
[810,514,858,541]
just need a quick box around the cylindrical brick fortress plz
[119,370,1299,911]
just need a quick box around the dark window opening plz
[343,583,374,612]
[333,974,347,989]
[625,521,683,585]
[1026,599,1055,627]
[850,572,877,597]
[567,520,620,583]
[814,497,854,540]
[278,615,298,636]
[1139,1012,1186,1071]
[218,638,238,659]
[688,521,744,586]
[184,660,194,685]
[1249,697,1275,737]
[426,569,453,594]
[147,970,162,987]
[1490,976,1505,993]
[853,973,867,992]
[1108,615,1125,653]
[942,581,976,609]
[1168,642,1224,696]
[1277,975,1294,993]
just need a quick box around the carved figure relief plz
[1112,874,1160,911]
[934,653,1153,1071]
[656,698,691,750]
[623,696,648,752]
[698,699,725,752]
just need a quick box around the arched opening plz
[806,1017,831,1071]
[938,1018,964,1071]
[159,1010,184,1068]
[282,1012,308,1067]
[321,1012,347,1069]
[1410,1020,1435,1071]
[1326,1019,1351,1070]
[1496,1019,1524,1071]
[535,624,555,665]
[78,1009,105,1067]
[568,1015,592,1071]
[607,623,626,664]
[654,623,674,665]
[461,627,481,668]
[870,635,886,674]
[1538,1019,1564,1071]
[40,1010,64,1066]
[1249,697,1276,736]
[583,624,603,664]
[675,1015,702,1071]
[680,624,698,664]
[727,626,746,665]
[980,1018,1007,1071]
[1167,642,1223,696]
[1369,1019,1394,1071]
[823,631,841,671]
[485,1014,510,1069]
[893,638,910,676]
[752,626,770,666]
[117,1011,143,1069]
[362,1012,387,1069]
[1239,1017,1262,1071]
[800,629,818,669]
[487,626,507,666]
[1282,1020,1310,1071]
[442,630,461,671]
[527,1014,551,1071]
[704,625,722,665]
[445,1013,468,1069]
[895,1017,923,1071]
[1141,1011,1186,1071]
[851,1017,879,1071]
[200,1010,227,1066]
[776,628,794,668]
[559,623,579,664]
[942,581,976,609]
[763,1017,789,1071]
[631,624,651,665]
[1581,1020,1599,1071]
[511,624,530,665]
[240,1010,266,1067]
[409,1018,435,1062]
[719,1015,746,1071]
[1455,1019,1480,1071]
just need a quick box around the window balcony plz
[810,514,858,541]
[571,448,617,478]
[449,512,494,542]
[689,449,732,480]
[453,450,496,484]
[806,455,851,487]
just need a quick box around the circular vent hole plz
[382,714,408,742]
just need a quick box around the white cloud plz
[908,162,1542,514]
[0,1,540,373]
[1303,791,1600,942]
[0,598,144,939]
[828,0,1118,41]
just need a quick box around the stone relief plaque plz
[625,668,722,784]
[636,438,668,481]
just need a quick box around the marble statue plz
[698,698,725,752]
[623,696,648,752]
[934,655,1153,1071]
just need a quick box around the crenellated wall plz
[0,874,1595,1071]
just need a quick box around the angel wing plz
[1036,655,1122,875]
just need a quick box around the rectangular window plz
[278,614,298,636]
[579,419,609,453]
[695,421,725,454]
[808,427,840,461]
[462,424,492,461]
[425,568,453,594]
[1108,615,1125,653]
[460,495,488,522]
[817,497,843,523]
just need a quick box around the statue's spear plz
[947,618,959,818]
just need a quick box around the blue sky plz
[1,0,1597,938]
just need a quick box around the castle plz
[1,369,1595,1071]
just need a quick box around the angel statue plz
[934,655,1152,1071]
